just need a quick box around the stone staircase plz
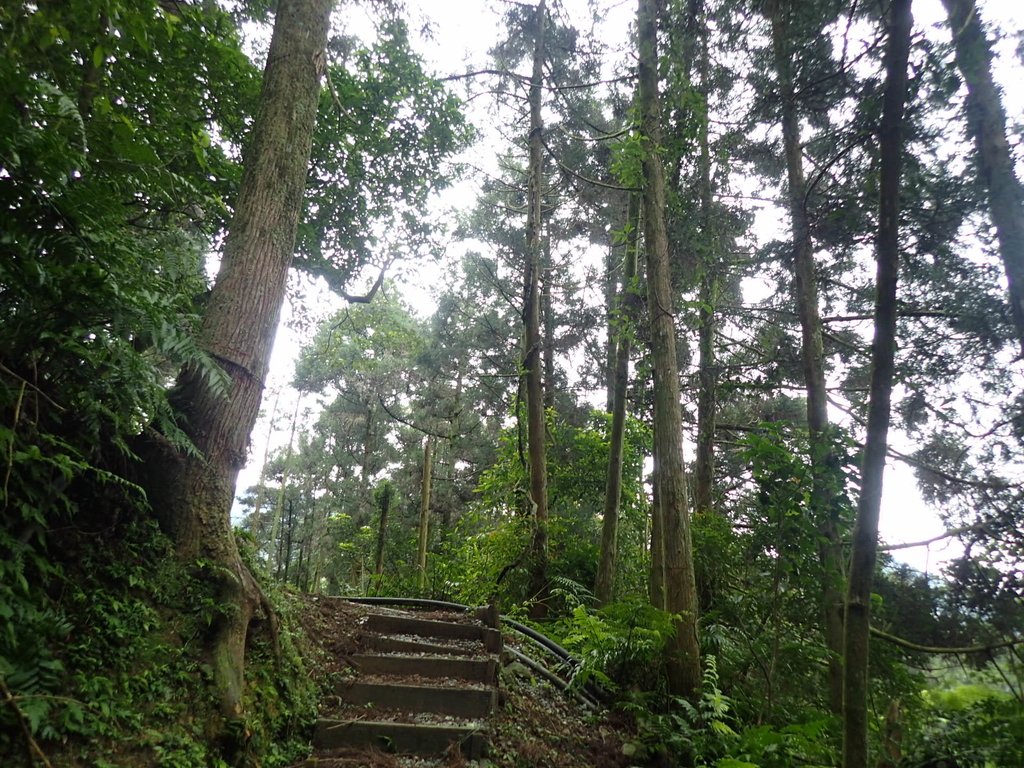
[310,606,502,761]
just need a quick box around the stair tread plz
[311,606,502,760]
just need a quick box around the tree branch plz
[376,396,479,441]
[539,132,639,192]
[880,523,983,551]
[439,68,530,84]
[340,262,389,304]
[871,626,1024,655]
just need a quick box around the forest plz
[1,0,1022,766]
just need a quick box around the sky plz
[233,0,1024,578]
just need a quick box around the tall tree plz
[843,0,913,765]
[766,0,847,715]
[524,0,551,617]
[689,0,718,527]
[596,195,642,605]
[941,0,1024,356]
[417,436,435,591]
[140,0,333,735]
[637,0,702,702]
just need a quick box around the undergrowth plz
[0,516,318,767]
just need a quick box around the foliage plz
[902,683,1024,768]
[436,411,649,610]
[1,519,317,766]
[298,16,472,290]
[620,656,748,767]
[554,600,677,693]
[0,3,251,759]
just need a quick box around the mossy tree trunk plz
[141,0,333,749]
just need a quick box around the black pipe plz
[504,646,599,711]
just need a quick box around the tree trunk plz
[374,481,393,584]
[269,394,301,575]
[524,0,550,619]
[692,0,716,525]
[542,236,556,411]
[417,436,434,592]
[139,0,332,746]
[604,236,620,414]
[649,455,666,610]
[768,0,846,715]
[248,389,280,541]
[942,0,1024,356]
[843,2,912,766]
[637,0,701,702]
[596,194,641,605]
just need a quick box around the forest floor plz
[289,595,637,768]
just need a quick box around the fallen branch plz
[1,678,54,768]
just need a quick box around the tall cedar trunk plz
[692,0,716,525]
[249,390,280,539]
[359,401,377,527]
[417,436,434,591]
[543,237,556,411]
[649,456,666,609]
[270,395,301,576]
[307,475,330,592]
[373,481,393,583]
[604,237,620,413]
[637,0,702,701]
[942,0,1024,355]
[282,498,294,582]
[140,0,332,737]
[524,0,550,618]
[843,2,912,766]
[596,194,641,605]
[768,0,846,715]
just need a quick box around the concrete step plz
[314,719,488,759]
[350,653,498,684]
[365,634,479,657]
[364,613,503,653]
[337,680,498,718]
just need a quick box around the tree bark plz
[524,0,550,619]
[417,436,434,591]
[596,194,641,605]
[247,389,280,541]
[649,456,666,610]
[140,0,332,745]
[604,237,620,414]
[767,0,846,715]
[843,2,912,766]
[270,394,301,577]
[542,236,556,411]
[374,481,393,584]
[692,0,716,527]
[942,0,1024,356]
[637,0,701,702]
